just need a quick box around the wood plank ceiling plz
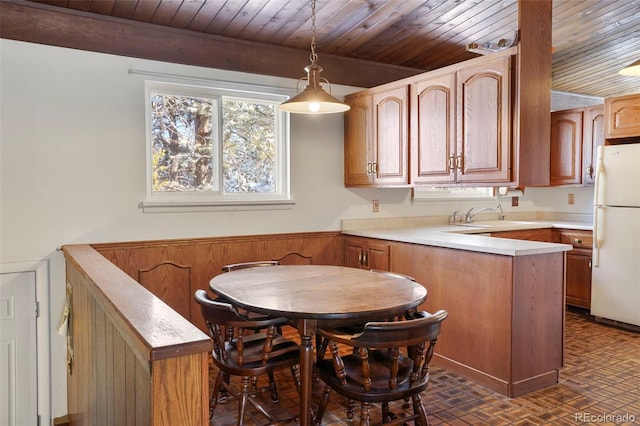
[2,0,639,98]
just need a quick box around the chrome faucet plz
[465,206,495,223]
[465,204,505,223]
[450,210,460,224]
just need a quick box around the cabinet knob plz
[574,238,582,244]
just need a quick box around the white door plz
[0,270,38,426]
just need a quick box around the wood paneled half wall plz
[62,231,343,426]
[91,231,343,330]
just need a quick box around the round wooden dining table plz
[209,265,427,425]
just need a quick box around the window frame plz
[142,80,293,213]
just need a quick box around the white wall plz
[0,39,591,419]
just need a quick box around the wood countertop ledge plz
[62,244,212,362]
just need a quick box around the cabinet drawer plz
[557,230,593,249]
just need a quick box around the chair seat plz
[219,333,300,371]
[316,353,429,403]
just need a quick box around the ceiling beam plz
[0,0,424,89]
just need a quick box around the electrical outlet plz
[568,193,575,205]
[512,196,519,207]
[372,199,380,212]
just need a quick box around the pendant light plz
[278,0,350,114]
[619,59,640,76]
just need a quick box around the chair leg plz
[412,394,429,426]
[347,399,356,420]
[359,401,371,426]
[381,402,391,423]
[237,376,251,425]
[220,372,231,401]
[210,371,225,419]
[251,376,260,394]
[267,371,279,402]
[290,364,301,394]
[314,385,332,425]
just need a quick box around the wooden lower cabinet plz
[555,229,593,309]
[565,249,592,309]
[490,228,554,242]
[388,240,564,397]
[493,227,594,309]
[344,236,390,270]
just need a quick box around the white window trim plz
[141,77,294,213]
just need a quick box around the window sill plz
[141,199,296,213]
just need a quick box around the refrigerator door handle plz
[593,145,605,207]
[592,145,605,268]
[593,206,602,267]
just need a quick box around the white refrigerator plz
[592,143,640,327]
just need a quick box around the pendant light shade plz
[619,59,640,76]
[278,0,350,115]
[279,63,350,114]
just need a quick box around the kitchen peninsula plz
[342,218,576,397]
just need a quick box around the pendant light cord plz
[309,0,318,64]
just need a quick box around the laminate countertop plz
[342,219,592,257]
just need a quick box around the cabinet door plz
[372,85,409,185]
[605,93,640,139]
[550,109,583,185]
[456,56,512,183]
[365,240,391,271]
[566,249,592,309]
[344,92,373,186]
[343,237,390,271]
[344,237,366,269]
[410,73,456,184]
[582,105,604,185]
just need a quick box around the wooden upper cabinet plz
[344,92,373,186]
[582,105,604,184]
[410,54,512,186]
[456,55,512,184]
[410,73,456,184]
[550,109,583,186]
[344,46,556,188]
[605,93,640,139]
[372,85,409,186]
[344,85,408,187]
[549,104,604,186]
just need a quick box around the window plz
[412,186,496,202]
[142,81,291,212]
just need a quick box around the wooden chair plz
[219,261,284,332]
[221,260,280,272]
[316,270,418,361]
[194,289,301,425]
[314,310,448,426]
